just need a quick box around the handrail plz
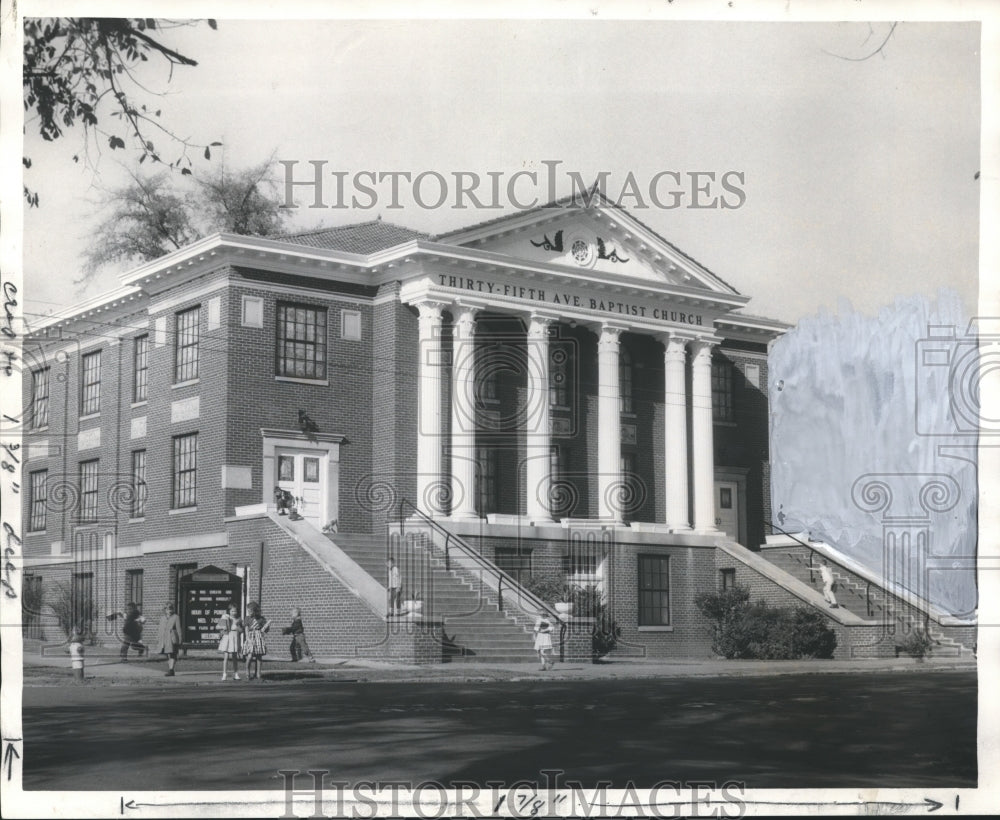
[397,499,562,626]
[764,519,969,627]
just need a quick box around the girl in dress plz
[241,602,271,681]
[533,614,554,671]
[216,603,242,681]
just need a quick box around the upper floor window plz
[620,346,634,414]
[175,307,200,383]
[30,367,49,429]
[171,433,198,509]
[79,460,99,523]
[131,449,148,518]
[28,469,47,531]
[711,360,735,423]
[276,303,327,380]
[133,335,149,403]
[80,351,101,416]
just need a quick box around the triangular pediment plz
[437,200,740,296]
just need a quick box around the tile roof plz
[275,220,428,254]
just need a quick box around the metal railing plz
[397,499,566,641]
[764,520,940,632]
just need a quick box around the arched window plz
[619,346,634,414]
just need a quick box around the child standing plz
[533,615,554,671]
[241,602,271,680]
[216,603,242,680]
[281,607,317,662]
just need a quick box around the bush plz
[520,573,567,603]
[898,629,934,658]
[695,586,837,660]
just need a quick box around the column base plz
[693,526,721,535]
[669,524,693,533]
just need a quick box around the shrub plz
[898,629,934,658]
[695,586,837,660]
[521,573,567,603]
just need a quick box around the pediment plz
[440,205,739,295]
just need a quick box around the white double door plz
[275,448,327,530]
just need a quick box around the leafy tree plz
[83,170,200,274]
[82,157,291,278]
[23,17,219,206]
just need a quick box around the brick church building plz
[22,196,846,662]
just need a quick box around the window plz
[28,470,47,531]
[175,307,200,382]
[80,351,101,415]
[549,345,569,407]
[126,569,144,610]
[477,446,498,515]
[720,568,736,591]
[241,295,264,328]
[30,367,49,428]
[171,433,198,509]
[131,450,148,518]
[303,457,320,483]
[133,335,149,403]
[495,547,532,584]
[276,303,327,380]
[71,572,94,636]
[711,360,735,422]
[638,554,671,626]
[78,460,99,523]
[478,359,499,403]
[620,346,634,414]
[341,309,362,340]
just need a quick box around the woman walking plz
[216,603,242,680]
[241,602,271,681]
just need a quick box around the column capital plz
[688,335,722,361]
[526,312,558,340]
[413,299,450,323]
[451,304,480,338]
[596,322,628,353]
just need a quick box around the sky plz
[18,16,984,328]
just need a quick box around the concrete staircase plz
[328,531,542,662]
[761,545,974,658]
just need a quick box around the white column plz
[525,314,554,523]
[662,334,691,531]
[597,324,624,521]
[450,305,480,518]
[690,338,718,532]
[415,300,449,515]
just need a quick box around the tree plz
[81,158,291,278]
[83,169,200,274]
[23,17,219,206]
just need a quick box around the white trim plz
[168,507,198,515]
[171,378,200,389]
[231,278,375,305]
[274,376,330,386]
[240,294,264,328]
[141,531,227,553]
[148,278,228,316]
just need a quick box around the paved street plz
[21,669,976,790]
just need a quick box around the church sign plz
[178,566,243,647]
[435,273,706,326]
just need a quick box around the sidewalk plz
[20,641,976,686]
